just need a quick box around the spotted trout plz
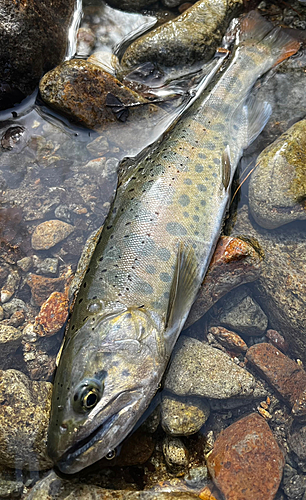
[48,11,299,473]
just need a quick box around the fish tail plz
[238,10,300,66]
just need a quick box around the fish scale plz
[48,11,300,474]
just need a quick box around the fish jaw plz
[52,387,149,474]
[47,309,161,473]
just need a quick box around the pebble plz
[209,326,248,353]
[86,135,109,156]
[206,413,285,500]
[76,27,96,58]
[249,119,306,229]
[161,393,210,436]
[54,204,71,223]
[162,436,189,469]
[32,256,59,276]
[184,465,208,488]
[24,470,200,499]
[283,475,306,500]
[164,336,255,399]
[35,291,69,336]
[27,268,72,306]
[185,236,262,329]
[0,325,24,369]
[217,286,268,336]
[266,329,289,353]
[31,220,74,250]
[2,298,26,317]
[17,256,33,272]
[39,59,155,130]
[246,343,306,415]
[289,426,306,460]
[120,0,243,74]
[0,369,53,470]
[0,269,20,303]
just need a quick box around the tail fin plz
[238,10,300,66]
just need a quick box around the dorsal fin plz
[165,242,200,335]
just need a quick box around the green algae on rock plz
[39,59,158,129]
[120,0,243,75]
[249,119,306,229]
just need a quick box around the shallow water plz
[1,0,306,498]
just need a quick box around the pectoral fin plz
[222,145,231,190]
[165,243,200,334]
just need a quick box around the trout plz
[48,11,299,473]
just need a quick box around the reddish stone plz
[266,329,289,353]
[185,236,262,328]
[27,268,72,306]
[35,291,69,336]
[246,343,306,410]
[206,413,284,500]
[209,326,248,353]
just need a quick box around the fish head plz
[47,306,160,474]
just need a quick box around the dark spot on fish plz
[195,206,199,211]
[166,222,187,236]
[121,369,130,377]
[178,194,190,206]
[146,265,156,274]
[183,211,189,218]
[198,153,206,159]
[201,200,206,206]
[78,298,83,304]
[195,164,203,173]
[233,124,239,131]
[212,173,218,178]
[206,142,216,150]
[184,178,192,185]
[193,215,199,222]
[156,248,171,261]
[197,184,207,192]
[164,292,170,299]
[194,231,199,235]
[135,280,153,295]
[83,282,87,288]
[213,158,220,165]
[160,272,171,282]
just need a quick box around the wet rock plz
[2,298,26,317]
[289,425,306,460]
[0,325,24,369]
[209,326,248,353]
[249,119,306,229]
[266,329,289,353]
[31,220,74,251]
[39,59,154,130]
[24,470,200,499]
[86,136,109,156]
[206,413,285,500]
[217,286,268,336]
[35,291,69,336]
[17,256,33,273]
[0,477,24,498]
[120,0,243,75]
[184,465,208,488]
[231,205,306,363]
[27,268,72,306]
[0,0,76,108]
[0,369,52,470]
[283,475,306,500]
[246,343,306,414]
[163,436,189,470]
[164,336,255,399]
[0,269,20,303]
[161,392,210,436]
[32,256,59,276]
[7,310,25,328]
[185,236,262,329]
[23,336,57,381]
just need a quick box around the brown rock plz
[0,0,76,109]
[266,329,289,353]
[39,59,155,129]
[27,268,72,306]
[185,236,262,328]
[209,326,248,353]
[206,413,285,500]
[35,291,69,336]
[31,220,74,250]
[246,343,306,411]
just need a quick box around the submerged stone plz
[0,0,76,109]
[161,392,210,436]
[0,369,52,470]
[31,220,74,251]
[249,119,306,229]
[206,413,285,500]
[39,59,156,130]
[164,336,255,399]
[120,0,243,74]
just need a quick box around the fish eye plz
[72,379,103,413]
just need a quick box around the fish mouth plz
[57,412,119,470]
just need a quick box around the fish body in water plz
[48,12,299,473]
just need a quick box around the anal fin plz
[165,243,200,334]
